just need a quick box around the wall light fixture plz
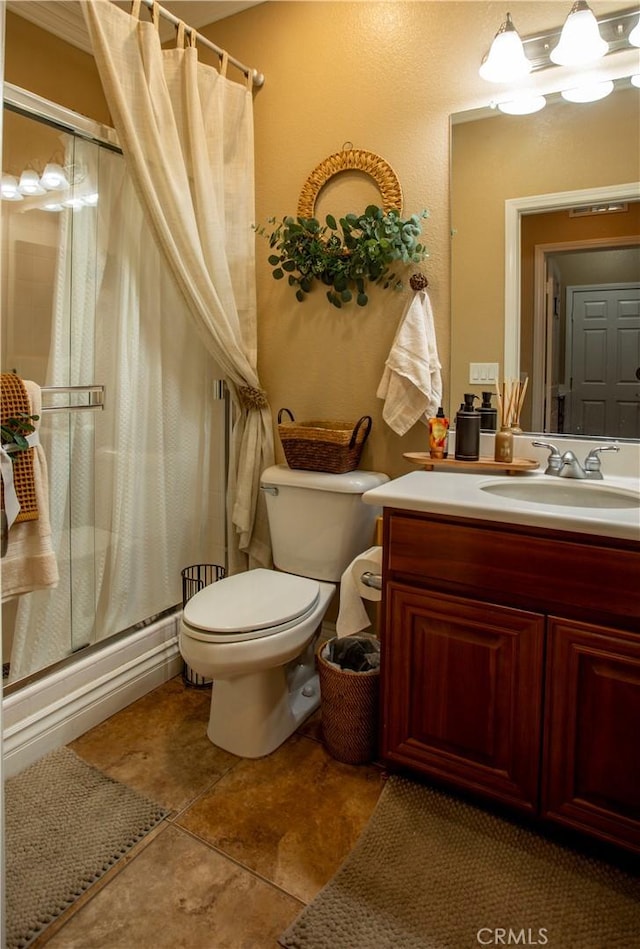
[479,12,531,83]
[550,1,608,66]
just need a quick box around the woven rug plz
[5,747,167,949]
[280,775,640,949]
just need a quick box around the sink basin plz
[480,479,640,509]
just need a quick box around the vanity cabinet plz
[380,509,640,853]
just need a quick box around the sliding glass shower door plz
[2,88,226,688]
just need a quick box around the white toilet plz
[179,464,388,758]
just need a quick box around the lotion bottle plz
[454,394,480,461]
[428,407,450,459]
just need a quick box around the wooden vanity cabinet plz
[380,508,640,853]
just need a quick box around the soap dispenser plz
[479,392,497,432]
[454,394,480,462]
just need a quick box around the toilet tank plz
[261,465,389,582]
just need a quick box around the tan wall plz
[5,2,633,479]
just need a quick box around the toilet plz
[179,464,388,758]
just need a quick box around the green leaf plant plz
[1,413,39,458]
[257,205,429,309]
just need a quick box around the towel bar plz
[40,385,105,413]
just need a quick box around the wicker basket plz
[316,640,380,764]
[277,408,372,474]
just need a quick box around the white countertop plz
[362,469,640,542]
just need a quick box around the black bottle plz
[454,393,480,461]
[479,391,497,432]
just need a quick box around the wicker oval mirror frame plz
[297,148,403,219]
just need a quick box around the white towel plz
[376,290,442,435]
[2,381,59,602]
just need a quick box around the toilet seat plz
[182,568,322,643]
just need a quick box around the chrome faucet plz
[532,441,620,480]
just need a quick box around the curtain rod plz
[136,0,265,87]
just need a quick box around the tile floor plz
[35,675,386,949]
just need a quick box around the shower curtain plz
[9,146,221,681]
[83,0,274,573]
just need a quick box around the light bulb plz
[629,17,640,47]
[561,79,614,103]
[1,174,23,201]
[40,163,69,190]
[18,169,46,196]
[497,95,546,115]
[479,12,531,83]
[631,74,640,89]
[550,1,608,67]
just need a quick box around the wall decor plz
[259,146,427,309]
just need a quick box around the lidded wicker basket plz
[277,408,372,474]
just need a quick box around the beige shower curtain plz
[83,0,273,571]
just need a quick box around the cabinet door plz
[543,618,640,853]
[382,583,545,812]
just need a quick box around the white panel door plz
[565,284,640,438]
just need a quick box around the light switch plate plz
[469,362,499,384]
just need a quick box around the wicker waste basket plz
[316,638,380,765]
[181,563,225,688]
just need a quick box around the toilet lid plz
[183,568,321,635]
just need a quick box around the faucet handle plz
[583,444,620,479]
[531,440,562,475]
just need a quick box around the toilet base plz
[207,660,320,758]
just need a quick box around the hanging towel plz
[1,373,39,524]
[376,289,442,435]
[2,381,59,602]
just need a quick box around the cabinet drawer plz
[385,511,640,627]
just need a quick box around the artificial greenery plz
[259,205,428,308]
[1,413,39,458]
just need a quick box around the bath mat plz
[279,775,640,949]
[5,746,167,949]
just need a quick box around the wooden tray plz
[403,453,540,475]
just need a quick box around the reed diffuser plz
[494,376,528,463]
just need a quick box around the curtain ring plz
[219,50,229,77]
[176,21,187,48]
[130,0,141,18]
[150,1,160,31]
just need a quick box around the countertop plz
[362,469,640,542]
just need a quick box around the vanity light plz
[18,169,46,196]
[561,79,614,103]
[40,162,69,191]
[1,174,23,201]
[629,16,640,47]
[497,94,546,115]
[479,12,532,83]
[83,192,99,206]
[550,0,608,67]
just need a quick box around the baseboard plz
[2,613,182,777]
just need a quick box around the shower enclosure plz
[1,85,227,693]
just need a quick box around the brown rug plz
[279,775,640,949]
[5,746,167,949]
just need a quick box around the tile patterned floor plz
[35,676,386,948]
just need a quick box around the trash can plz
[316,636,380,764]
[181,563,225,688]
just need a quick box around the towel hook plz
[410,272,429,291]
